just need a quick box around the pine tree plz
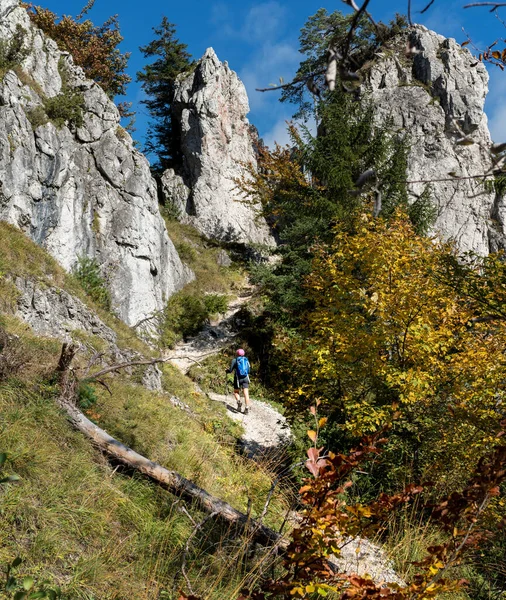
[137,17,193,175]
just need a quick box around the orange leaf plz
[308,430,317,442]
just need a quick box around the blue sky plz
[34,0,506,151]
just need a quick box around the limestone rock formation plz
[366,25,505,255]
[0,0,193,327]
[161,48,274,246]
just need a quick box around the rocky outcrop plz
[161,48,274,246]
[366,25,505,254]
[0,0,193,327]
[14,276,163,390]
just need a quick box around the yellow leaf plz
[308,430,317,442]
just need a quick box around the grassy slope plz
[0,222,288,599]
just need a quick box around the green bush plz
[175,241,197,263]
[72,256,111,311]
[0,25,28,78]
[26,105,49,129]
[44,88,85,129]
[77,382,98,410]
[161,291,228,347]
[204,293,228,315]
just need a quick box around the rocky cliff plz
[0,0,193,327]
[366,25,505,254]
[161,49,273,246]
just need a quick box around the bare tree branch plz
[256,71,325,93]
[342,0,373,64]
[420,0,437,13]
[464,2,506,9]
[85,350,219,381]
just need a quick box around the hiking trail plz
[168,286,292,457]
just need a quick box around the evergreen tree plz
[137,17,193,174]
[246,90,414,326]
[280,9,407,121]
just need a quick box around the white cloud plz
[262,115,317,149]
[242,2,287,42]
[262,116,293,148]
[240,41,300,111]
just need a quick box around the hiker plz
[226,349,251,414]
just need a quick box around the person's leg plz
[243,386,250,407]
[234,388,242,409]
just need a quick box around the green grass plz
[0,222,290,597]
[163,220,244,295]
[160,219,247,348]
[0,326,289,599]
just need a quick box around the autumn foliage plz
[23,2,130,99]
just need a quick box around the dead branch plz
[256,71,325,93]
[464,2,506,8]
[85,349,220,381]
[420,0,437,13]
[87,357,168,380]
[56,342,78,375]
[342,0,373,64]
[56,393,287,548]
[407,172,497,184]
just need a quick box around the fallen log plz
[56,397,288,549]
[54,342,287,549]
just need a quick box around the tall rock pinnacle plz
[161,48,274,247]
[366,25,505,254]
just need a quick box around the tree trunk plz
[56,396,288,550]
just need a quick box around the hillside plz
[0,221,293,598]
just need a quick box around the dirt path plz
[168,287,292,457]
[207,391,291,458]
[168,289,253,373]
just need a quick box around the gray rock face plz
[366,25,504,254]
[161,48,274,246]
[15,277,118,344]
[0,0,193,327]
[14,276,163,391]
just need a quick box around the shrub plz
[24,3,130,99]
[175,241,197,263]
[44,88,84,128]
[72,256,111,310]
[161,291,228,346]
[26,104,49,129]
[77,382,98,410]
[0,327,29,381]
[204,293,228,315]
[0,25,28,78]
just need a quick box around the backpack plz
[236,356,250,378]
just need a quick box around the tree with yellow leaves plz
[277,210,506,493]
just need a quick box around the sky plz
[34,0,506,152]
